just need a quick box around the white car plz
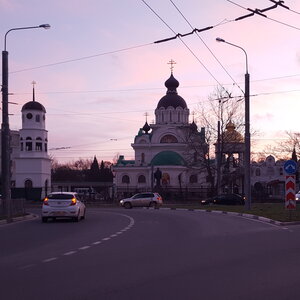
[120,192,163,209]
[296,191,300,202]
[41,192,86,223]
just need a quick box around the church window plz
[141,153,145,163]
[25,179,33,188]
[160,135,178,143]
[45,138,48,152]
[162,113,164,123]
[36,137,43,151]
[26,113,33,120]
[26,137,32,151]
[138,175,146,183]
[122,175,130,184]
[169,111,172,122]
[43,115,45,121]
[36,114,40,122]
[178,111,180,122]
[189,174,198,183]
[255,168,261,176]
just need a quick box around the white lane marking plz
[79,246,90,250]
[63,251,77,256]
[43,257,57,263]
[102,237,110,241]
[93,241,102,245]
[19,264,35,270]
[110,234,118,238]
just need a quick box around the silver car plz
[41,192,86,222]
[120,192,163,209]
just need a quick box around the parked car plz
[120,192,163,209]
[201,194,245,205]
[41,192,86,222]
[295,191,300,202]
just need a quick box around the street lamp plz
[2,24,50,222]
[216,37,251,210]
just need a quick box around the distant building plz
[113,70,208,199]
[0,83,51,200]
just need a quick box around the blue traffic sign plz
[284,160,297,174]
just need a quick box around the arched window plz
[160,135,178,143]
[122,175,130,184]
[255,168,261,176]
[26,137,32,151]
[25,179,33,188]
[20,137,23,151]
[189,174,198,183]
[36,114,40,122]
[36,137,43,151]
[169,111,172,122]
[138,175,146,183]
[45,138,48,152]
[178,111,180,122]
[141,153,145,163]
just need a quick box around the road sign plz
[285,175,296,210]
[284,160,297,174]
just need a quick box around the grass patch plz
[163,203,300,222]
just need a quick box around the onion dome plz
[21,81,46,113]
[142,121,151,134]
[223,121,243,143]
[190,120,198,132]
[157,73,187,109]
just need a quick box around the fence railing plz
[0,198,25,219]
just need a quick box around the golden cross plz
[167,59,176,72]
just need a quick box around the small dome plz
[223,121,243,143]
[157,73,187,109]
[22,101,46,113]
[190,121,198,132]
[142,121,151,134]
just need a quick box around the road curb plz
[0,213,38,226]
[144,206,300,226]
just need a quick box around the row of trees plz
[51,156,113,182]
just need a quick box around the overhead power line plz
[9,42,154,74]
[141,0,225,89]
[226,0,300,31]
[168,0,244,94]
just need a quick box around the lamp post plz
[216,37,251,210]
[2,24,50,223]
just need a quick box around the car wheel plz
[42,217,48,223]
[73,212,80,222]
[149,201,158,208]
[124,202,132,209]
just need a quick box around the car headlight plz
[120,200,124,204]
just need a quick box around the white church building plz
[4,83,51,200]
[113,71,209,199]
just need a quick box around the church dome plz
[157,73,187,109]
[22,101,46,113]
[151,151,186,166]
[223,121,243,143]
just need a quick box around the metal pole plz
[1,50,12,222]
[244,72,251,210]
[217,119,221,195]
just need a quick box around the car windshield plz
[48,194,74,199]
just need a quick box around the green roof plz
[151,151,186,166]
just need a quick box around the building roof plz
[151,151,186,166]
[22,101,46,113]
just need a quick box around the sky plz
[1,0,300,164]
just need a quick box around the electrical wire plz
[169,0,244,94]
[9,42,154,74]
[226,0,300,31]
[141,0,224,88]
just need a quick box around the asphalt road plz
[1,207,300,300]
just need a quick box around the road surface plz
[1,207,300,300]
